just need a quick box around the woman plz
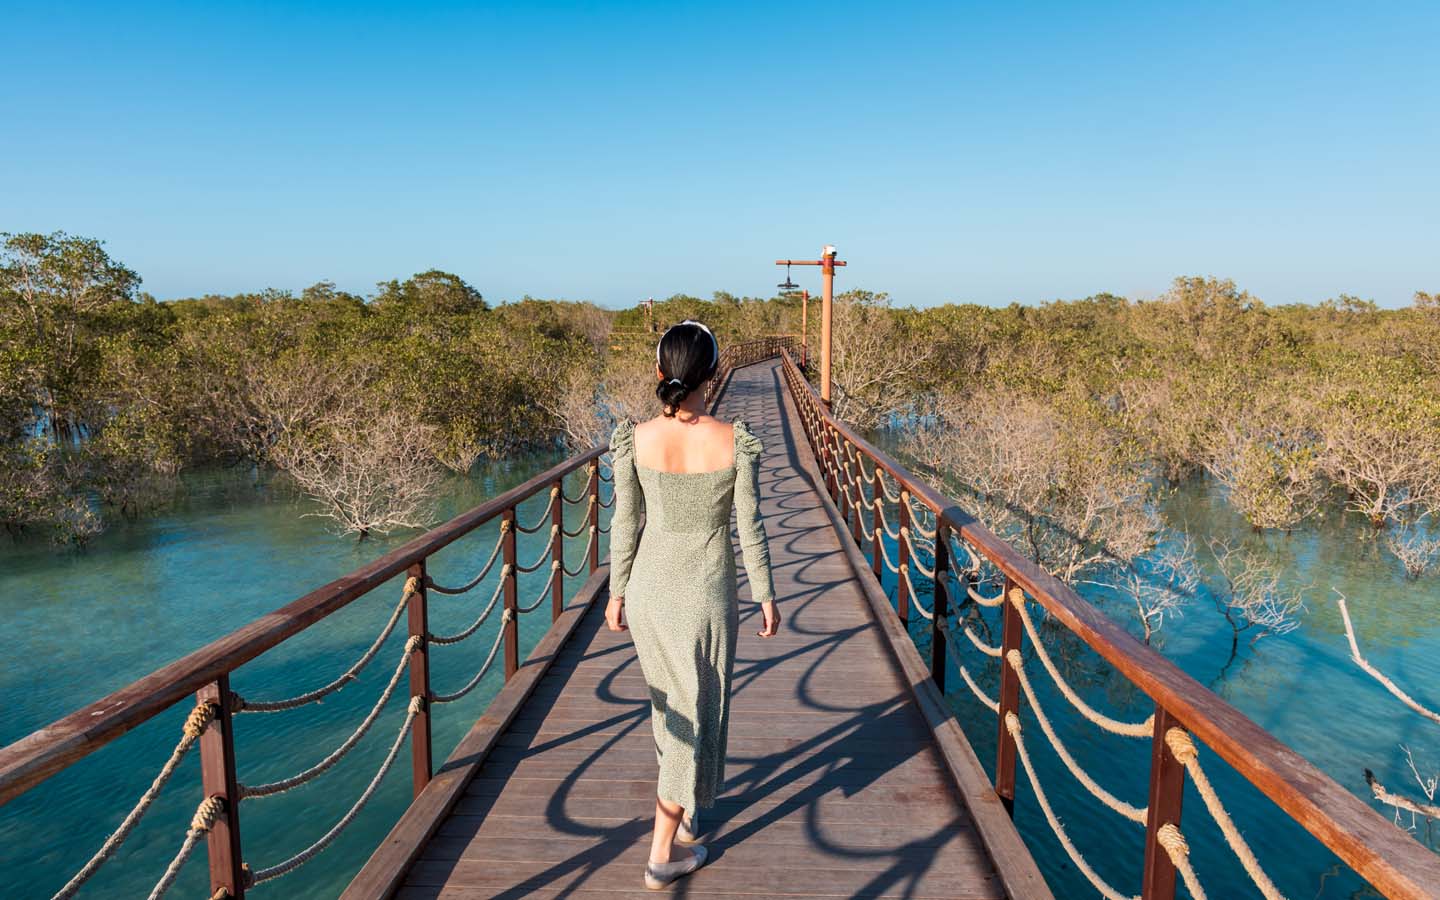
[604,319,781,890]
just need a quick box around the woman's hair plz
[654,319,721,417]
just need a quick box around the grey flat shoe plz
[676,811,701,844]
[644,844,708,890]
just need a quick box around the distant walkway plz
[393,359,1008,898]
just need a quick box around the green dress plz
[608,418,776,811]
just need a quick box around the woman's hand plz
[605,595,627,632]
[756,600,781,638]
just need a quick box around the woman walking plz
[604,320,781,890]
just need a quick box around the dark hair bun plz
[654,321,720,417]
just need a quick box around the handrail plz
[777,347,1440,900]
[0,339,791,900]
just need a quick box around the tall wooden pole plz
[775,249,845,393]
[820,246,836,406]
[800,289,809,368]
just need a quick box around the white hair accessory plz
[655,319,720,370]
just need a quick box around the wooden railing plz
[778,348,1440,900]
[0,337,793,900]
[0,447,614,898]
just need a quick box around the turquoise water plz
[3,452,1438,899]
[875,466,1440,898]
[0,456,613,900]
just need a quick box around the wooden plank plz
[340,567,609,900]
[420,834,989,867]
[436,814,975,849]
[405,859,1003,898]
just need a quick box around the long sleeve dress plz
[607,417,776,811]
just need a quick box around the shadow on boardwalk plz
[395,360,1004,899]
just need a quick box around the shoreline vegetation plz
[3,229,1439,851]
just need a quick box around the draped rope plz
[1005,649,1148,824]
[239,637,419,799]
[1157,823,1208,900]
[948,532,983,575]
[233,584,411,713]
[517,567,557,613]
[877,468,903,502]
[426,524,507,595]
[901,527,936,579]
[1166,729,1288,900]
[875,531,901,574]
[875,498,902,540]
[250,696,423,884]
[901,566,933,620]
[147,795,226,900]
[514,528,558,572]
[428,570,507,645]
[558,547,590,577]
[515,488,559,534]
[50,703,217,900]
[935,619,1001,713]
[1009,590,1154,737]
[561,498,596,537]
[561,482,590,504]
[1005,712,1139,900]
[968,580,1007,607]
[430,609,513,704]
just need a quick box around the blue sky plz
[3,1,1436,308]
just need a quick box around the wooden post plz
[1142,707,1187,900]
[931,523,950,691]
[405,562,431,797]
[896,492,911,624]
[502,508,519,679]
[849,451,864,548]
[800,289,809,368]
[197,677,245,898]
[586,461,600,573]
[995,578,1023,816]
[871,465,884,582]
[823,427,838,501]
[549,480,564,621]
[820,246,835,406]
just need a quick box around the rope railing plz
[514,527,559,572]
[238,637,419,800]
[2,391,647,899]
[231,585,412,714]
[1165,728,1289,900]
[430,609,514,704]
[425,525,507,595]
[1005,648,1149,824]
[148,795,227,900]
[776,345,1440,900]
[1006,588,1154,739]
[427,572,506,645]
[1005,711,1140,900]
[49,702,216,900]
[250,696,423,885]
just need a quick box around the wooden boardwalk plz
[389,359,1023,899]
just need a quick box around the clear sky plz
[3,1,1436,308]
